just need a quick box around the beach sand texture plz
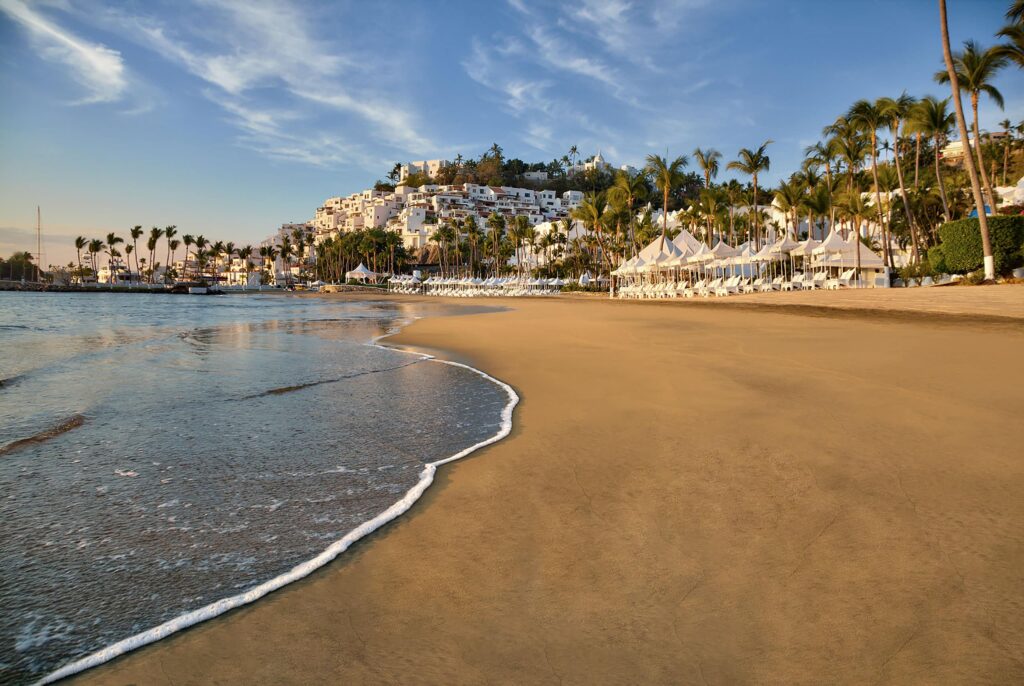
[73,292,1024,685]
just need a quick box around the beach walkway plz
[74,290,1024,685]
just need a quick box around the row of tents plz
[612,228,888,288]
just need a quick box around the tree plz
[1000,118,1012,185]
[644,153,689,250]
[939,0,994,280]
[129,225,143,279]
[238,245,253,284]
[912,96,956,221]
[935,39,1008,211]
[146,227,163,282]
[608,170,648,256]
[726,141,772,249]
[163,226,177,283]
[181,234,194,280]
[995,16,1024,70]
[848,100,894,268]
[105,232,124,282]
[878,93,923,262]
[87,239,104,277]
[74,236,87,282]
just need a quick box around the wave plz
[0,414,86,457]
[39,329,518,685]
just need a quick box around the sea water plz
[0,292,512,684]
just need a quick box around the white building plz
[398,159,450,182]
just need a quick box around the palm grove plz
[67,1,1024,285]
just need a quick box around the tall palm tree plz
[194,235,208,281]
[608,170,648,256]
[848,100,894,269]
[181,234,194,280]
[644,153,689,250]
[774,179,805,239]
[878,93,922,262]
[146,227,163,282]
[999,118,1012,185]
[912,96,955,222]
[804,140,837,225]
[238,245,253,284]
[104,232,123,282]
[74,236,87,282]
[693,148,721,244]
[935,39,1008,211]
[726,141,772,249]
[129,226,143,279]
[939,0,994,280]
[87,239,104,277]
[571,193,610,273]
[163,226,177,282]
[167,239,180,281]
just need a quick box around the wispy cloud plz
[89,0,431,168]
[0,0,127,104]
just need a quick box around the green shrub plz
[927,245,947,274]
[937,216,1024,275]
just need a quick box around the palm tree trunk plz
[892,125,921,262]
[869,137,893,270]
[660,188,669,250]
[971,94,997,210]
[935,135,952,222]
[914,132,922,188]
[1003,135,1010,186]
[940,0,994,279]
[752,176,759,250]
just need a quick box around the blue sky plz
[1,0,1021,266]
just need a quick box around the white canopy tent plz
[345,263,376,281]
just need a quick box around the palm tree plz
[837,188,871,285]
[181,234,194,280]
[146,227,163,282]
[804,141,836,225]
[238,245,253,284]
[163,226,177,282]
[104,232,123,282]
[87,239,104,277]
[912,96,956,222]
[74,236,87,282]
[935,39,1008,211]
[167,239,180,280]
[726,141,772,249]
[129,226,143,279]
[999,118,1012,185]
[848,100,894,269]
[939,0,995,280]
[608,170,648,256]
[774,179,805,239]
[995,17,1024,70]
[878,93,922,262]
[571,193,610,273]
[644,153,689,250]
[194,235,208,281]
[693,148,721,243]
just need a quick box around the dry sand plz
[73,289,1024,685]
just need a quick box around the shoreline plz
[38,303,517,685]
[71,292,1024,684]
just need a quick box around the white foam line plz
[40,322,518,685]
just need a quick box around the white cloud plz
[92,0,431,168]
[0,0,127,104]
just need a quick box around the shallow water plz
[0,293,508,684]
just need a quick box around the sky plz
[1,0,1022,267]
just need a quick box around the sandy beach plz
[72,289,1024,685]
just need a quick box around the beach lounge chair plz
[781,272,803,291]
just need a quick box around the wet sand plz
[73,291,1024,685]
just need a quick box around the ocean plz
[0,292,514,684]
